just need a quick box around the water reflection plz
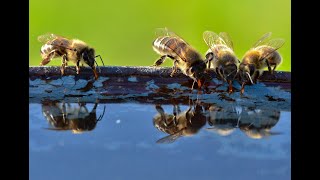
[153,101,282,142]
[153,103,207,143]
[40,99,282,139]
[41,100,106,133]
[206,104,281,139]
[238,107,281,139]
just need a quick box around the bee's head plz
[82,48,95,67]
[238,63,254,84]
[222,63,238,81]
[82,48,98,79]
[188,60,207,88]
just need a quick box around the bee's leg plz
[272,65,277,74]
[252,71,260,84]
[62,101,67,124]
[228,80,233,94]
[185,107,192,124]
[152,55,167,66]
[265,59,272,73]
[60,54,67,75]
[91,101,99,113]
[155,104,168,126]
[170,60,178,77]
[76,60,80,74]
[240,82,246,95]
[173,105,180,125]
[216,67,224,81]
[205,53,214,69]
[40,51,56,66]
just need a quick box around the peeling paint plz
[146,80,159,90]
[128,76,138,82]
[94,77,109,88]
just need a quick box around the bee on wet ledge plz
[238,32,285,94]
[38,33,104,80]
[151,28,210,90]
[203,31,240,94]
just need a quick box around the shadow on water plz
[41,100,106,134]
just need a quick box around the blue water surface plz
[29,103,291,180]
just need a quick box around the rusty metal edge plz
[29,66,291,82]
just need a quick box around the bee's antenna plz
[191,79,196,90]
[246,72,254,84]
[95,55,105,66]
[94,55,104,74]
[97,105,106,121]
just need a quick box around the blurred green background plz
[30,0,290,71]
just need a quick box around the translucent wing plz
[155,27,175,37]
[259,38,285,61]
[252,32,272,48]
[37,33,62,43]
[154,27,191,62]
[219,32,234,50]
[263,38,285,50]
[156,131,183,144]
[203,31,226,51]
[155,27,184,39]
[38,33,75,51]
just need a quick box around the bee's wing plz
[219,32,234,51]
[259,38,285,61]
[203,31,226,51]
[155,27,191,62]
[38,33,75,51]
[155,27,188,43]
[156,131,183,144]
[264,38,285,50]
[155,27,173,37]
[252,32,272,48]
[37,33,62,43]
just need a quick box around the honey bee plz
[41,100,106,133]
[38,33,103,80]
[238,32,285,94]
[203,31,240,93]
[152,28,207,88]
[153,103,206,143]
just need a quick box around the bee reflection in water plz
[153,103,207,143]
[41,100,106,134]
[206,104,281,139]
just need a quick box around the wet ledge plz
[29,66,290,82]
[29,66,291,111]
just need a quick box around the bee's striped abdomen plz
[153,36,189,60]
[40,43,55,55]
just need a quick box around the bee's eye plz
[249,65,255,75]
[190,67,195,73]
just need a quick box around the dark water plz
[29,101,291,180]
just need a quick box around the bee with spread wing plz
[203,31,240,93]
[238,32,285,94]
[152,28,207,89]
